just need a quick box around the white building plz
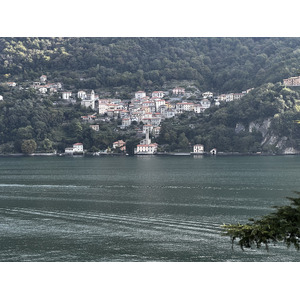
[135,129,158,154]
[78,90,87,100]
[65,143,84,155]
[225,93,234,102]
[112,140,126,152]
[121,118,131,128]
[216,94,226,102]
[80,91,98,110]
[81,99,96,110]
[0,95,3,101]
[216,93,234,102]
[202,91,213,98]
[56,82,62,89]
[172,87,185,95]
[233,93,244,100]
[135,91,146,100]
[152,91,164,98]
[143,124,154,134]
[283,76,300,86]
[39,87,48,94]
[153,126,161,136]
[90,124,99,131]
[194,104,205,114]
[62,91,72,100]
[154,99,165,111]
[89,90,96,100]
[210,148,217,155]
[73,143,84,153]
[200,99,211,109]
[6,82,17,87]
[64,147,74,154]
[176,102,195,113]
[135,143,158,154]
[164,110,176,119]
[98,102,109,115]
[193,144,204,154]
[40,75,47,83]
[32,81,40,87]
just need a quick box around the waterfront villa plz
[135,143,158,154]
[193,144,204,154]
[134,128,158,154]
[113,140,126,152]
[65,143,84,155]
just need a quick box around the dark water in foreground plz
[0,155,299,261]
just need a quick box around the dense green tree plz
[177,132,190,151]
[21,139,37,154]
[125,137,140,156]
[2,37,300,92]
[41,138,53,152]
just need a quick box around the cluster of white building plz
[74,88,213,137]
[214,88,253,104]
[64,140,217,156]
[31,75,62,94]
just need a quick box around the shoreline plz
[0,152,300,157]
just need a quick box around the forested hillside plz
[2,37,300,155]
[157,83,300,153]
[1,37,300,92]
[0,89,138,154]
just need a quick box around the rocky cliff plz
[247,119,299,154]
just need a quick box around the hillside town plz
[0,74,255,155]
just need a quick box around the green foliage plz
[222,192,300,251]
[1,37,300,92]
[41,138,53,152]
[177,132,190,150]
[158,83,300,153]
[21,139,37,154]
[2,38,300,154]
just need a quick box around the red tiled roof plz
[137,144,157,147]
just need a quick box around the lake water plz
[0,155,299,261]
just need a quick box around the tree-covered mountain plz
[157,83,300,153]
[0,89,138,154]
[1,37,300,155]
[1,37,300,93]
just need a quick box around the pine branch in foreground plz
[222,192,300,251]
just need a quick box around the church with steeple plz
[80,90,98,110]
[134,128,158,154]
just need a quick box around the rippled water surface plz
[0,155,299,261]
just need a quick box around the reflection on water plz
[0,155,299,261]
